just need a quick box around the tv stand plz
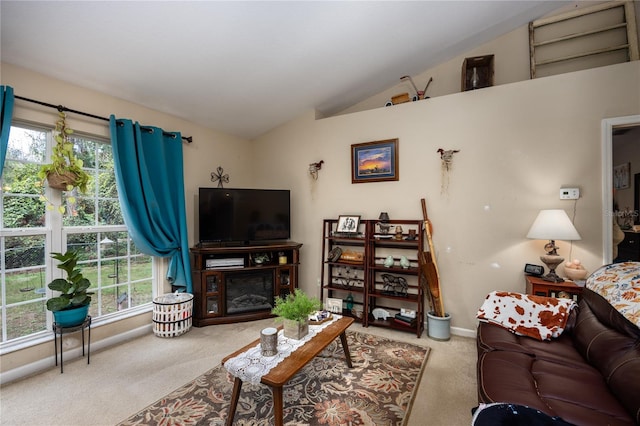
[196,241,246,248]
[190,242,302,326]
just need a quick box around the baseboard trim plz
[451,326,476,338]
[0,324,152,385]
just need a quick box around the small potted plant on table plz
[46,250,93,327]
[272,290,322,339]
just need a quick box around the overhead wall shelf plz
[529,1,639,78]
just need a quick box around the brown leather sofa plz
[476,287,640,426]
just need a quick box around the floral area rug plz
[119,331,430,426]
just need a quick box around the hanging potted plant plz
[46,250,93,327]
[37,111,90,194]
[272,290,322,339]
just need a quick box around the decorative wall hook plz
[210,166,229,188]
[309,160,324,180]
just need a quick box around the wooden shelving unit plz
[366,220,425,337]
[321,218,425,337]
[320,219,368,323]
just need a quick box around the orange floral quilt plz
[586,261,640,328]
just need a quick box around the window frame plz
[0,119,158,352]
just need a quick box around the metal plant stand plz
[53,316,91,373]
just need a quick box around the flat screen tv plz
[198,188,290,244]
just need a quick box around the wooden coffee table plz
[222,316,354,426]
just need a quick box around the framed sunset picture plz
[351,139,399,183]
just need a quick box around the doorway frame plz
[601,114,640,264]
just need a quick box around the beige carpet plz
[0,319,477,425]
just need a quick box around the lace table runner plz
[223,315,341,384]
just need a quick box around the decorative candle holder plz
[261,327,278,356]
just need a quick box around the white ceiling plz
[1,1,568,140]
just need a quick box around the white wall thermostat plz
[560,188,580,200]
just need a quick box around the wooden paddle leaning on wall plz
[419,198,445,317]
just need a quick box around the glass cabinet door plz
[277,266,293,297]
[206,274,219,293]
[204,272,222,317]
[206,297,219,315]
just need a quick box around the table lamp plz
[378,212,390,235]
[526,209,581,282]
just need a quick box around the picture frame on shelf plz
[337,215,360,234]
[325,297,343,314]
[614,163,630,189]
[351,138,399,183]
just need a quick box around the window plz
[0,123,154,344]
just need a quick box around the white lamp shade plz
[526,209,581,241]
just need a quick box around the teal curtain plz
[109,116,192,293]
[0,86,15,179]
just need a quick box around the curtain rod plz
[14,95,193,143]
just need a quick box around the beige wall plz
[1,59,639,377]
[342,1,640,117]
[340,23,532,115]
[252,61,640,332]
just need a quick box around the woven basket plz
[152,293,194,338]
[46,170,78,190]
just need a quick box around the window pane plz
[130,244,154,309]
[5,266,46,302]
[2,195,45,228]
[2,161,43,195]
[98,170,117,198]
[99,199,123,225]
[6,127,46,163]
[97,144,113,168]
[5,236,45,270]
[2,235,47,339]
[68,136,96,169]
[5,304,46,340]
[67,234,97,259]
[63,196,95,227]
[1,127,47,228]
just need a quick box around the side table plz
[525,275,582,302]
[53,316,91,373]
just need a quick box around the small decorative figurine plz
[400,256,410,269]
[384,255,394,268]
[345,293,354,310]
[395,225,403,240]
[372,308,390,320]
[378,212,391,235]
[381,274,409,296]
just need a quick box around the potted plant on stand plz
[272,290,322,339]
[37,111,90,213]
[46,250,93,327]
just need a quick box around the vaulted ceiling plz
[1,1,569,140]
